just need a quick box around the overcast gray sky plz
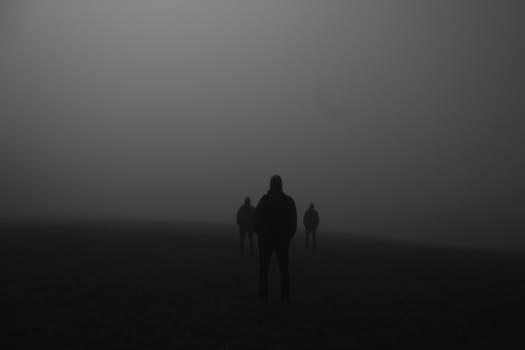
[2,0,525,250]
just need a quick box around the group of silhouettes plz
[235,175,320,304]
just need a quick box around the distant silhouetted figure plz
[254,175,297,304]
[236,197,255,255]
[303,203,320,248]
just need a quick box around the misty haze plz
[2,0,524,250]
[2,1,525,348]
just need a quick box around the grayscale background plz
[2,0,525,250]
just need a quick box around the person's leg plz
[276,239,291,303]
[248,231,254,255]
[240,228,246,254]
[312,228,317,249]
[258,237,272,301]
[305,229,310,248]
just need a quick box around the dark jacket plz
[254,186,297,240]
[303,209,320,229]
[237,204,255,231]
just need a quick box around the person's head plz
[269,174,283,193]
[309,203,315,209]
[244,197,251,205]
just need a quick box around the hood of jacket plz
[268,175,283,194]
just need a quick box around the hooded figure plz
[236,197,255,255]
[254,175,297,303]
[303,203,320,248]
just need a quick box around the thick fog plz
[2,0,525,250]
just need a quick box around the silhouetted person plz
[254,175,297,304]
[236,197,255,255]
[303,203,320,248]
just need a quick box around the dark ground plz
[2,220,525,349]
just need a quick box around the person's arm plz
[253,196,265,235]
[303,212,307,227]
[236,208,241,226]
[249,207,256,230]
[290,199,297,237]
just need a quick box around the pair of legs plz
[258,237,291,302]
[239,228,254,255]
[305,228,317,248]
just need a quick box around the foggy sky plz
[2,0,525,250]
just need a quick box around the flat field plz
[3,221,524,349]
